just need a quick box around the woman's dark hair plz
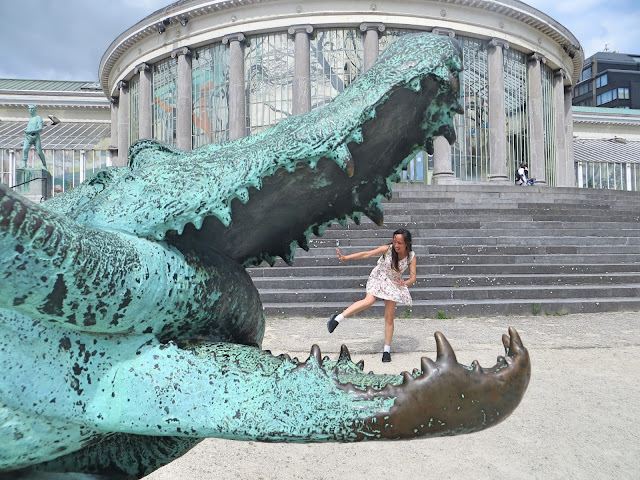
[390,228,412,272]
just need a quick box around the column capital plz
[222,32,246,44]
[134,63,151,74]
[431,27,455,38]
[171,46,191,59]
[528,52,547,65]
[288,24,313,35]
[564,85,574,94]
[489,38,510,50]
[110,96,119,106]
[117,80,129,91]
[554,68,568,80]
[359,22,385,34]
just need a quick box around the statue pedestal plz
[15,168,52,203]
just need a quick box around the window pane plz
[245,32,294,135]
[310,29,364,110]
[192,43,230,147]
[452,36,489,182]
[504,47,530,182]
[152,57,178,145]
[129,75,140,144]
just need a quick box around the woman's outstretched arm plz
[335,244,389,262]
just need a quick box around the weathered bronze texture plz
[0,33,529,478]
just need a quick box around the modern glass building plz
[100,0,584,188]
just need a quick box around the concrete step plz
[251,273,640,289]
[249,262,640,277]
[316,225,640,238]
[296,245,640,257]
[316,236,640,247]
[258,284,640,303]
[253,184,640,318]
[266,253,640,267]
[263,297,640,318]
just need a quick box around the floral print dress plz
[365,245,415,306]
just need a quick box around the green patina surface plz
[0,33,530,478]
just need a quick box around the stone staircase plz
[248,184,640,318]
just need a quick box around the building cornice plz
[99,0,584,96]
[572,107,640,127]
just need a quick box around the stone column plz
[431,27,457,185]
[432,136,456,184]
[223,33,246,140]
[564,86,575,187]
[116,81,130,167]
[135,63,152,140]
[288,25,313,115]
[172,47,193,151]
[360,23,385,72]
[553,70,568,187]
[109,96,119,152]
[527,53,546,185]
[488,38,510,183]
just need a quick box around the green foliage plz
[435,310,451,319]
[531,303,541,315]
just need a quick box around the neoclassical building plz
[100,0,584,187]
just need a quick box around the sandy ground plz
[145,312,640,480]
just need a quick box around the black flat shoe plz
[382,351,391,362]
[327,314,339,333]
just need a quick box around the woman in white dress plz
[327,228,417,362]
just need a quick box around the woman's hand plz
[336,248,347,262]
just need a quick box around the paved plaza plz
[146,312,640,480]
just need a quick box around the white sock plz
[335,314,345,323]
[383,345,391,353]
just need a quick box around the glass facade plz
[579,161,635,190]
[310,29,364,110]
[152,57,178,145]
[382,28,429,183]
[1,149,12,187]
[192,43,230,147]
[245,32,295,135]
[541,63,556,186]
[504,48,530,182]
[453,36,489,181]
[129,75,140,145]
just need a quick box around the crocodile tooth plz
[420,356,437,375]
[338,344,352,362]
[308,344,322,365]
[442,125,457,146]
[364,202,384,226]
[356,360,365,371]
[448,72,460,93]
[502,334,510,351]
[435,332,457,364]
[297,235,310,251]
[425,138,435,155]
[471,360,482,373]
[401,371,413,385]
[508,327,524,354]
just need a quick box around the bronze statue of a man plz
[22,105,47,168]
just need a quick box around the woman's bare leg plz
[383,300,397,346]
[342,294,377,318]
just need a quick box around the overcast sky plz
[1,0,638,82]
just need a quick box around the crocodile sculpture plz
[0,33,530,478]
